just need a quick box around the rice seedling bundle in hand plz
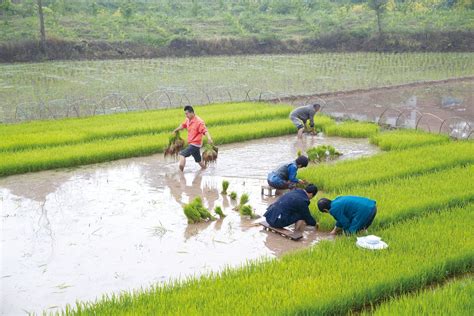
[202,144,218,165]
[230,192,237,200]
[164,131,185,158]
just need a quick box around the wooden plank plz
[259,220,303,241]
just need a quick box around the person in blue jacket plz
[317,196,377,235]
[267,155,309,190]
[264,184,318,233]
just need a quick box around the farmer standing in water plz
[289,103,321,138]
[173,105,213,172]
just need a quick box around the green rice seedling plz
[309,165,474,230]
[0,118,296,177]
[202,144,218,165]
[362,277,473,315]
[239,193,249,206]
[164,131,185,157]
[0,102,292,152]
[313,115,336,131]
[229,192,237,200]
[239,205,255,218]
[307,145,341,163]
[61,204,474,315]
[183,204,201,224]
[324,121,379,138]
[214,206,226,218]
[370,129,450,151]
[190,197,216,221]
[299,141,474,192]
[221,180,229,194]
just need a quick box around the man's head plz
[184,105,195,119]
[317,198,332,213]
[304,184,318,199]
[312,103,321,112]
[295,155,309,168]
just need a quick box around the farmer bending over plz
[317,196,377,235]
[267,155,309,190]
[173,105,213,172]
[264,184,318,233]
[289,103,321,138]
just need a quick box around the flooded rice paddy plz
[1,134,379,315]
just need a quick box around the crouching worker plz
[289,103,321,138]
[267,155,309,190]
[317,196,377,235]
[264,184,318,233]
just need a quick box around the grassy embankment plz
[52,128,474,315]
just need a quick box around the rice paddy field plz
[1,51,473,315]
[1,95,473,315]
[1,52,474,122]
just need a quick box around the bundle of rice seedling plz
[164,132,185,157]
[234,193,250,211]
[191,197,216,221]
[214,206,226,218]
[239,204,258,219]
[202,144,218,165]
[221,180,229,194]
[183,196,216,223]
[229,192,237,200]
[307,145,342,163]
[183,204,201,224]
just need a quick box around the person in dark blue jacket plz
[267,155,309,190]
[317,196,377,235]
[264,184,318,233]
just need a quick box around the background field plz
[1,52,473,123]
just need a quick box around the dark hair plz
[184,105,194,113]
[317,198,332,212]
[305,184,318,196]
[295,155,309,167]
[312,103,321,110]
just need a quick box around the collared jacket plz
[264,189,316,227]
[181,115,208,147]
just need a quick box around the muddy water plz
[0,135,378,315]
[290,79,474,138]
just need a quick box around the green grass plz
[324,121,379,138]
[362,276,473,316]
[61,204,474,315]
[370,129,450,151]
[299,140,474,191]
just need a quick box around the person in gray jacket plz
[289,103,321,138]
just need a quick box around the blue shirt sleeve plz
[330,205,350,230]
[288,163,299,183]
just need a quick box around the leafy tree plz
[37,0,46,53]
[368,0,388,37]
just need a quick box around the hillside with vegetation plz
[1,0,473,62]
